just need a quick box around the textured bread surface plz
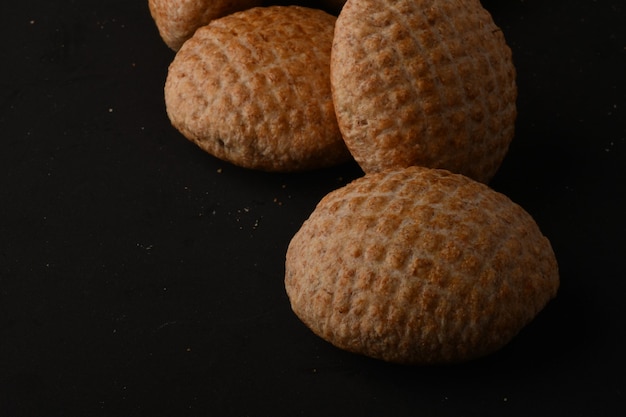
[149,0,262,51]
[331,0,517,183]
[285,166,559,364]
[164,6,351,172]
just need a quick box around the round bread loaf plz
[164,6,351,172]
[331,0,517,183]
[285,166,559,364]
[149,0,262,51]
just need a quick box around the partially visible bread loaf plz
[149,0,262,51]
[164,6,351,172]
[331,0,517,183]
[285,166,559,364]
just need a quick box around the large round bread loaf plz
[164,6,351,172]
[285,166,559,364]
[331,0,517,183]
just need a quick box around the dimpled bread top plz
[285,166,559,364]
[165,6,351,172]
[149,0,263,51]
[331,0,517,183]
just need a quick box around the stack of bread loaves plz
[150,0,559,365]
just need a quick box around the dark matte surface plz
[1,1,624,416]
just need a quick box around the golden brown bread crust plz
[149,0,262,51]
[285,166,559,364]
[164,6,352,172]
[330,0,517,183]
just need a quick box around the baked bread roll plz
[164,6,351,172]
[331,0,517,183]
[285,166,559,364]
[149,0,262,51]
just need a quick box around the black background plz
[1,0,624,416]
